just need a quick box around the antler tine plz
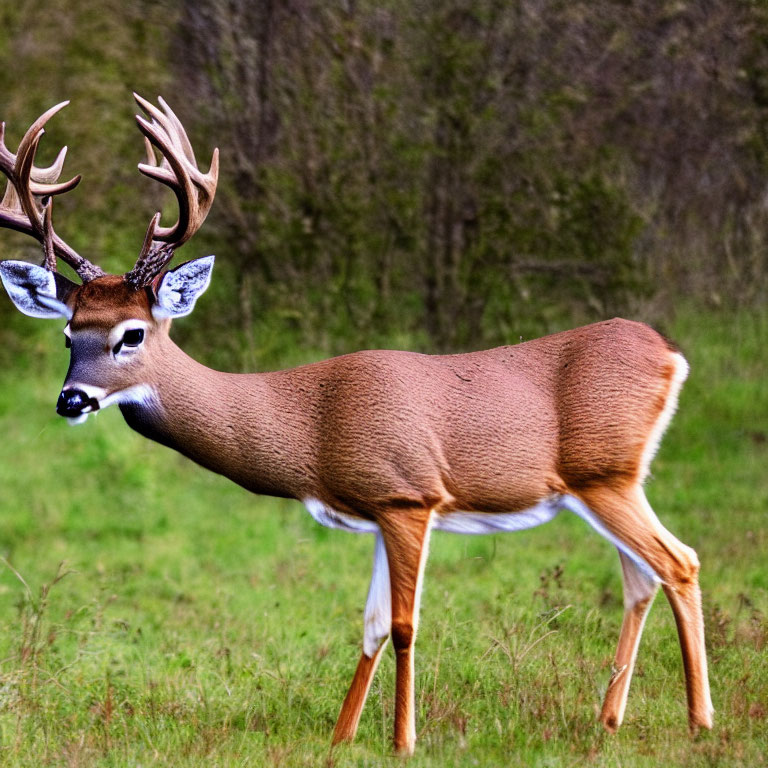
[157,96,197,167]
[126,93,218,288]
[16,128,50,235]
[30,144,69,183]
[42,197,57,272]
[136,112,194,242]
[136,94,197,167]
[143,136,157,167]
[8,102,77,208]
[30,146,83,199]
[0,101,104,281]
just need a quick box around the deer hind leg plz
[333,533,391,745]
[600,550,659,731]
[565,485,713,732]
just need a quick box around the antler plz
[0,102,105,281]
[125,94,219,288]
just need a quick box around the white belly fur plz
[303,496,562,536]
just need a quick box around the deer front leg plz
[378,509,434,756]
[333,533,391,745]
[333,646,387,745]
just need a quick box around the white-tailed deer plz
[0,96,712,755]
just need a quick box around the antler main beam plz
[125,94,219,288]
[0,102,104,281]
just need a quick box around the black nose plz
[56,388,98,417]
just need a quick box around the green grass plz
[0,308,765,767]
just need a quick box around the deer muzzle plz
[56,388,101,418]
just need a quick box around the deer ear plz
[152,256,214,320]
[0,260,74,320]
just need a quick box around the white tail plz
[0,97,713,755]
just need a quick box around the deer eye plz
[113,327,145,355]
[122,328,144,347]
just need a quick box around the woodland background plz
[1,0,767,365]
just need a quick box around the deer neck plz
[119,337,314,500]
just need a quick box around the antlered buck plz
[0,96,713,754]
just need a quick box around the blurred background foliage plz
[1,0,767,369]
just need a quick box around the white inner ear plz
[152,256,214,320]
[37,292,73,320]
[0,260,72,320]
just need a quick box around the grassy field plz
[0,308,765,767]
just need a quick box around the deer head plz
[0,95,218,422]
